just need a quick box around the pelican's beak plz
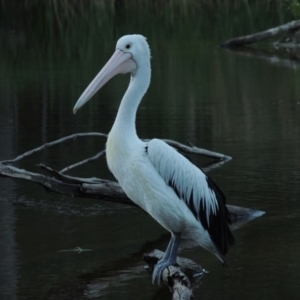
[73,49,137,113]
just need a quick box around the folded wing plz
[146,138,234,257]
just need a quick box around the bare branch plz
[2,132,231,175]
[0,162,79,196]
[1,132,107,165]
[145,138,232,161]
[220,19,300,48]
[0,130,264,227]
[1,161,264,225]
[144,249,205,278]
[144,250,206,299]
[38,164,103,184]
[60,150,106,173]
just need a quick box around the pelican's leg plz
[152,232,181,285]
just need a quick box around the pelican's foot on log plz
[152,259,177,285]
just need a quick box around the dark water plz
[1,3,300,300]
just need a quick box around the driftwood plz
[0,133,265,299]
[144,250,206,300]
[220,19,300,48]
[0,133,231,203]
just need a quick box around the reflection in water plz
[42,206,264,299]
[0,77,18,300]
[0,196,18,300]
[0,3,300,300]
[223,46,300,70]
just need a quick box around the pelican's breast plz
[106,129,146,188]
[106,133,200,233]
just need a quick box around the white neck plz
[109,59,151,142]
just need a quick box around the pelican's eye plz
[125,43,132,50]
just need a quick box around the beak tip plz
[73,108,77,114]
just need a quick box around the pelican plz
[73,34,235,284]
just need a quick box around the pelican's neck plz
[110,61,151,141]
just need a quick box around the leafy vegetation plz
[284,0,300,18]
[0,0,294,62]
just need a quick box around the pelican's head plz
[73,34,150,113]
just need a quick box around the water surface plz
[0,4,300,300]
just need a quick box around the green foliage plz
[287,0,300,18]
[0,0,291,62]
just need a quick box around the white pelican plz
[73,34,235,284]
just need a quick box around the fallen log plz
[220,19,300,48]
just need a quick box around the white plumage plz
[73,34,234,284]
[147,138,219,224]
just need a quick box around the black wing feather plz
[168,164,235,258]
[147,139,234,259]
